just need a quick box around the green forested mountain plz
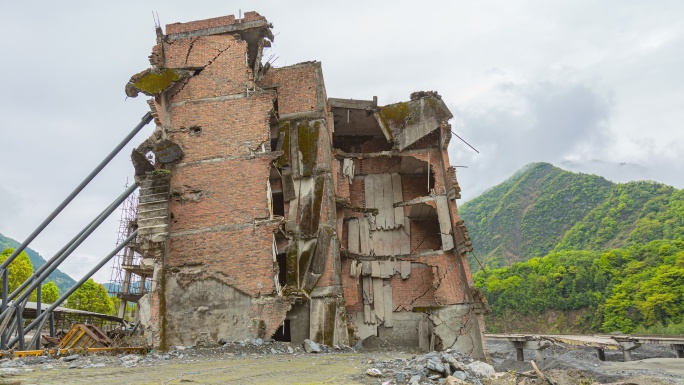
[460,162,683,270]
[461,162,684,334]
[0,232,76,295]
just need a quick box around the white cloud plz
[1,0,682,283]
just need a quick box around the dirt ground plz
[3,340,682,385]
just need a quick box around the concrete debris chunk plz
[303,339,322,353]
[366,367,383,377]
[465,361,495,378]
[62,354,80,362]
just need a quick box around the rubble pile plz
[361,349,496,385]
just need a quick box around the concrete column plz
[671,344,684,358]
[618,341,641,362]
[596,348,606,361]
[535,348,545,363]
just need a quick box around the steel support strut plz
[7,230,139,348]
[0,112,151,270]
[0,184,138,341]
[7,184,138,302]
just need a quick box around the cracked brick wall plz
[127,12,485,358]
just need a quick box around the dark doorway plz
[277,253,287,286]
[272,319,291,342]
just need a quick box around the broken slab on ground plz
[126,12,487,359]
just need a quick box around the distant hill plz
[460,162,684,271]
[461,162,684,334]
[0,233,77,295]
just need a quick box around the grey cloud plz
[450,78,614,200]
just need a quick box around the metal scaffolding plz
[108,185,150,321]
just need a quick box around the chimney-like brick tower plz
[126,12,487,359]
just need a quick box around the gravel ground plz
[0,338,681,385]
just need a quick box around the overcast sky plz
[1,1,682,284]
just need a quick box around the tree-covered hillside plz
[475,240,684,334]
[461,162,684,334]
[460,163,614,270]
[0,233,76,294]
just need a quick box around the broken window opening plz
[188,126,202,136]
[276,252,287,286]
[272,319,291,342]
[272,192,284,217]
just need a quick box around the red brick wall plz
[410,219,442,253]
[168,94,274,163]
[248,298,291,338]
[169,156,272,231]
[165,12,266,35]
[167,223,279,297]
[168,37,255,102]
[391,266,437,311]
[341,258,363,312]
[259,63,321,115]
[401,175,431,202]
[355,157,401,176]
[409,254,467,305]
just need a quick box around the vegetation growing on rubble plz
[463,162,684,334]
[129,68,184,96]
[378,101,412,129]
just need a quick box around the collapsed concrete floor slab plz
[126,12,488,359]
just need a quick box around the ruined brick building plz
[125,12,487,359]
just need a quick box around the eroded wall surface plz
[127,12,486,358]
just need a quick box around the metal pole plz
[7,183,138,301]
[0,270,6,348]
[0,184,137,335]
[15,310,25,350]
[0,112,152,270]
[7,230,138,348]
[49,312,55,337]
[35,284,41,349]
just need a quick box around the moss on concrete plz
[131,68,185,96]
[275,121,291,168]
[298,120,319,177]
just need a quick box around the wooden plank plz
[435,196,455,250]
[382,174,395,228]
[391,173,403,227]
[383,282,393,327]
[348,219,360,253]
[373,278,385,322]
[359,218,370,255]
[400,261,411,279]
